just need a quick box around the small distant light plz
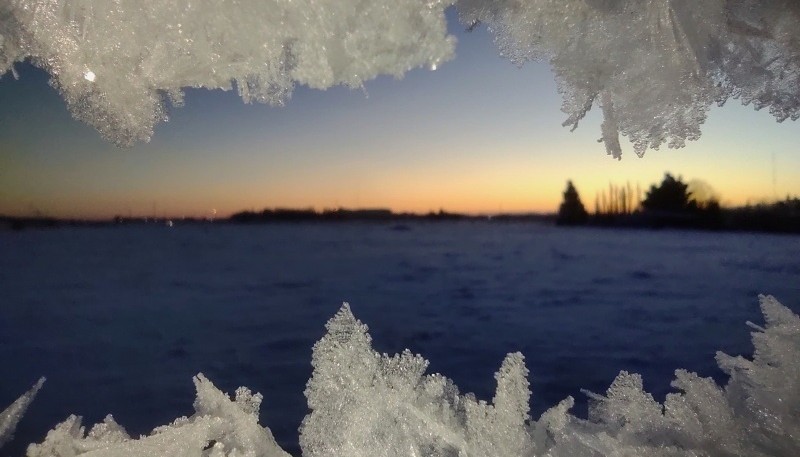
[430,63,437,71]
[84,70,96,82]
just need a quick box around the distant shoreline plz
[3,203,799,235]
[0,209,556,231]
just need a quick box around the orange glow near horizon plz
[2,54,799,221]
[2,141,796,221]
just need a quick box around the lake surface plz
[1,222,798,455]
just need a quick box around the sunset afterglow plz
[1,18,798,220]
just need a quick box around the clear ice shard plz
[0,378,45,449]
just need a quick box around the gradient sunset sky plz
[2,13,799,220]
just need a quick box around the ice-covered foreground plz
[1,1,798,156]
[3,295,798,457]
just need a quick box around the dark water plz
[1,222,798,455]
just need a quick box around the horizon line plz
[0,206,559,223]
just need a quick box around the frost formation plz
[25,374,290,457]
[457,0,800,158]
[0,0,455,146]
[1,1,798,156]
[299,303,535,457]
[303,296,800,457]
[3,295,798,456]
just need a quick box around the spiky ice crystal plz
[0,377,44,449]
[2,294,798,456]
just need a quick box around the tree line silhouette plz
[558,173,800,233]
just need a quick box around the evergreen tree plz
[642,173,692,213]
[557,180,588,225]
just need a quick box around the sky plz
[1,12,799,219]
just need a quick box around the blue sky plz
[1,12,799,219]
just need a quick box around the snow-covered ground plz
[1,222,798,455]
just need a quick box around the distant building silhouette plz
[557,180,588,225]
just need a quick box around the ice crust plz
[1,2,798,155]
[3,295,798,456]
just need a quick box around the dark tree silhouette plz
[557,180,588,225]
[641,173,692,213]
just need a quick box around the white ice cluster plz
[1,1,798,155]
[0,0,454,146]
[3,295,798,457]
[457,0,800,158]
[300,304,536,457]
